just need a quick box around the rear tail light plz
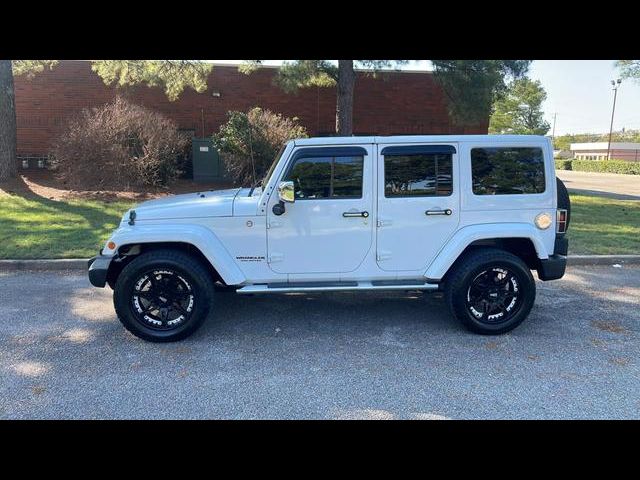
[557,209,568,234]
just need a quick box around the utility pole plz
[551,113,557,140]
[607,79,622,160]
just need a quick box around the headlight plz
[534,212,553,230]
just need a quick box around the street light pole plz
[607,79,622,161]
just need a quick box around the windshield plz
[261,143,286,187]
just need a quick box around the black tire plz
[444,248,536,335]
[113,249,215,342]
[556,177,571,230]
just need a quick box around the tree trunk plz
[336,60,355,136]
[0,60,17,181]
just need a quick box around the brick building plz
[14,60,487,160]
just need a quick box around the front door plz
[376,144,460,272]
[267,145,374,274]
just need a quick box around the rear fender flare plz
[425,223,550,281]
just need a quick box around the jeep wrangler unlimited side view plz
[88,135,570,342]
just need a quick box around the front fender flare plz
[424,223,550,281]
[104,223,246,285]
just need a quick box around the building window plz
[471,147,545,195]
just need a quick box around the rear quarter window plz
[471,147,545,195]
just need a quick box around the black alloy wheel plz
[465,267,522,325]
[444,248,536,335]
[131,269,195,330]
[113,249,215,342]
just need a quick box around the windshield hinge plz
[377,250,392,261]
[268,253,284,263]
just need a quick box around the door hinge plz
[267,220,283,229]
[377,251,392,261]
[268,253,284,263]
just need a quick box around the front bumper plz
[88,253,112,288]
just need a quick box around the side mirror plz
[272,181,295,216]
[278,181,295,203]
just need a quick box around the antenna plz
[248,120,257,187]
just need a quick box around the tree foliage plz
[12,60,59,78]
[431,60,531,125]
[212,107,308,186]
[616,60,640,81]
[91,60,213,101]
[51,97,189,189]
[240,60,407,135]
[2,60,209,182]
[1,61,61,180]
[240,60,405,89]
[489,78,550,135]
[552,129,640,151]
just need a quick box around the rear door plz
[376,144,460,272]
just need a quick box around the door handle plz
[425,209,452,216]
[343,211,369,218]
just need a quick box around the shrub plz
[213,107,308,186]
[571,160,640,175]
[51,97,189,189]
[555,159,640,175]
[555,159,573,170]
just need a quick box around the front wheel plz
[444,248,536,335]
[113,249,215,342]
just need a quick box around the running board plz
[236,280,439,294]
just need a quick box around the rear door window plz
[384,153,453,197]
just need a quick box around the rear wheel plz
[113,249,215,342]
[444,248,536,335]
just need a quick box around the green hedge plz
[555,159,573,170]
[555,159,640,175]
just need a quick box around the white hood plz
[126,188,242,221]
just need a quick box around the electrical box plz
[191,138,224,182]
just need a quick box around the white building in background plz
[570,142,640,161]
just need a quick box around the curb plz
[566,255,640,266]
[1,255,639,272]
[0,259,88,271]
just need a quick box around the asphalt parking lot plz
[1,265,638,419]
[555,169,640,200]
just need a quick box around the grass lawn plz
[0,194,134,259]
[567,193,640,255]
[0,191,638,259]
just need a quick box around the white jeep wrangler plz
[88,135,569,342]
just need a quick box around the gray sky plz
[212,60,640,135]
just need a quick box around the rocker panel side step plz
[236,280,438,294]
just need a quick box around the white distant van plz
[88,135,570,342]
